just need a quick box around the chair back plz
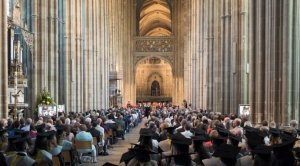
[62,150,71,163]
[107,129,113,137]
[93,137,98,145]
[74,140,92,149]
[52,156,61,166]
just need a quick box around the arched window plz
[151,80,160,96]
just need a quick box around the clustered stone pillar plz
[0,0,8,118]
[30,0,113,112]
[249,0,300,125]
[31,0,60,109]
[172,0,187,105]
[184,0,249,113]
[122,0,135,106]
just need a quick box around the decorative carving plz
[21,25,34,52]
[135,38,174,52]
[12,0,22,27]
[149,57,161,64]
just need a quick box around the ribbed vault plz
[139,0,171,36]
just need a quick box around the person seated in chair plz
[115,115,126,140]
[75,124,97,163]
[6,137,36,166]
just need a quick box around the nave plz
[93,119,145,166]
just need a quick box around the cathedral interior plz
[0,0,300,125]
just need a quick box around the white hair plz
[85,117,92,124]
[65,118,70,125]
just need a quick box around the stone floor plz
[82,119,145,166]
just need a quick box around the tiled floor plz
[82,119,145,166]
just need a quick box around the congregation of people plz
[1,102,300,166]
[120,104,300,166]
[0,108,143,166]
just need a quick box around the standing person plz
[145,103,151,119]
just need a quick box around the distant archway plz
[151,80,160,96]
[135,57,172,103]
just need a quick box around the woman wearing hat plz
[126,145,158,166]
[237,127,274,166]
[202,144,241,166]
[191,128,211,166]
[161,133,196,166]
[31,132,54,165]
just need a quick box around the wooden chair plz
[92,137,99,154]
[106,128,114,145]
[52,156,61,166]
[62,150,72,165]
[74,140,93,149]
[74,140,93,163]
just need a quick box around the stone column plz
[0,0,8,118]
[48,0,59,102]
[172,0,186,106]
[65,0,77,112]
[123,0,135,106]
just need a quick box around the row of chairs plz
[48,137,103,166]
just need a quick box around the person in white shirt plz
[181,123,193,138]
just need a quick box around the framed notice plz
[239,104,250,117]
[57,105,65,113]
[38,105,57,117]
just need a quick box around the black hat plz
[37,131,56,139]
[245,128,266,148]
[128,144,158,154]
[36,123,46,133]
[192,134,210,142]
[120,150,136,164]
[120,144,157,164]
[216,126,229,138]
[0,129,7,135]
[56,125,65,135]
[269,127,281,137]
[166,126,175,135]
[243,126,256,134]
[102,162,118,166]
[213,144,241,159]
[211,136,227,146]
[171,133,192,145]
[251,144,273,155]
[272,134,297,153]
[139,128,153,137]
[280,132,296,142]
[191,128,205,136]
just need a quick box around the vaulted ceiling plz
[139,0,171,36]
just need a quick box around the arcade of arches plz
[0,0,300,125]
